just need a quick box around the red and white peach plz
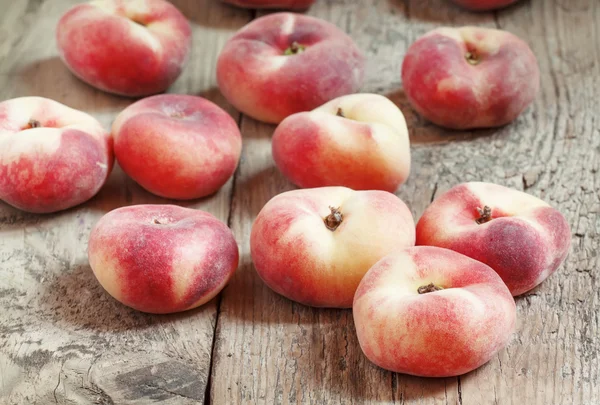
[250,187,415,308]
[221,0,315,9]
[401,26,539,129]
[88,204,239,314]
[272,93,411,192]
[450,0,519,11]
[217,12,365,124]
[353,246,516,377]
[416,182,571,296]
[56,0,192,97]
[0,97,113,213]
[112,94,242,200]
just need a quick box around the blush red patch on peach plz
[89,206,238,314]
[402,27,539,129]
[181,231,239,308]
[56,0,191,96]
[0,131,108,212]
[112,94,242,200]
[217,13,365,123]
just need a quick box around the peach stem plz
[417,283,443,294]
[324,206,343,231]
[284,41,306,56]
[336,108,345,118]
[465,51,480,65]
[25,119,41,129]
[475,206,492,224]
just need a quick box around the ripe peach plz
[0,97,113,213]
[112,94,242,200]
[353,246,516,377]
[416,182,571,296]
[88,205,239,314]
[272,94,411,192]
[221,0,315,9]
[217,12,365,124]
[450,0,519,11]
[56,0,191,97]
[401,26,539,129]
[250,187,415,308]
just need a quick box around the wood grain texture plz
[0,1,251,404]
[1,0,599,404]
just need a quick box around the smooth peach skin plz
[221,0,315,9]
[0,97,113,213]
[416,182,571,296]
[56,0,191,97]
[88,205,239,314]
[272,94,411,192]
[451,0,518,11]
[250,187,415,308]
[353,246,516,377]
[112,94,242,200]
[401,26,539,129]
[217,12,365,124]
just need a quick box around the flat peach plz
[112,94,242,200]
[0,97,112,213]
[56,0,191,96]
[416,182,571,296]
[402,26,539,129]
[354,246,516,377]
[250,187,415,308]
[88,204,239,314]
[217,12,365,123]
[272,94,411,192]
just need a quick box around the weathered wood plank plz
[2,0,599,403]
[211,0,599,404]
[0,0,251,404]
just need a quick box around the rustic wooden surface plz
[0,0,598,404]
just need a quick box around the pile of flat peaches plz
[0,0,570,378]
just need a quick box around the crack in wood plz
[430,182,438,203]
[203,20,253,402]
[52,362,63,404]
[143,384,195,401]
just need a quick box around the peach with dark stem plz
[250,186,416,308]
[415,182,571,296]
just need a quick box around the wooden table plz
[1,0,598,404]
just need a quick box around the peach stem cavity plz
[284,41,306,56]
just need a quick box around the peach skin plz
[56,0,191,97]
[272,93,411,192]
[112,94,242,200]
[250,187,415,308]
[217,12,365,124]
[401,26,539,129]
[353,246,516,377]
[221,0,315,9]
[88,205,239,314]
[416,182,571,296]
[0,97,113,213]
[451,0,519,11]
